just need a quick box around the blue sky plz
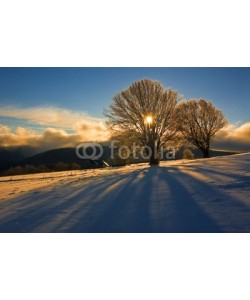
[0,67,249,124]
[0,68,249,151]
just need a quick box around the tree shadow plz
[182,165,250,183]
[172,166,250,232]
[0,170,148,232]
[1,164,250,233]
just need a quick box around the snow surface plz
[0,153,250,232]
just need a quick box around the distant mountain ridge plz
[0,144,111,171]
[0,146,42,171]
[0,145,239,173]
[15,148,108,169]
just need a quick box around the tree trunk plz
[149,143,160,165]
[149,156,160,165]
[202,148,210,158]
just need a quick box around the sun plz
[145,115,153,124]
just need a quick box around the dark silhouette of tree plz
[69,163,81,170]
[177,99,228,158]
[55,162,69,172]
[37,164,49,173]
[105,79,180,165]
[4,166,24,176]
[24,164,36,174]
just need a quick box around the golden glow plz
[145,115,153,124]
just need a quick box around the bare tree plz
[177,99,228,158]
[54,162,69,172]
[105,79,180,165]
[69,162,81,171]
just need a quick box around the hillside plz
[0,153,249,233]
[1,144,239,173]
[0,146,41,171]
[18,148,95,169]
[174,147,238,159]
[10,147,113,170]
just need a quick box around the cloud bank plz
[212,122,250,151]
[0,106,249,152]
[0,106,110,150]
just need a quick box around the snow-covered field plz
[0,153,250,232]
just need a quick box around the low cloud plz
[0,106,110,149]
[0,125,11,134]
[212,122,250,151]
[0,126,109,150]
[0,105,249,152]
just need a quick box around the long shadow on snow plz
[2,165,250,233]
[0,174,133,232]
[53,167,225,233]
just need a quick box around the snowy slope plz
[0,153,250,232]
